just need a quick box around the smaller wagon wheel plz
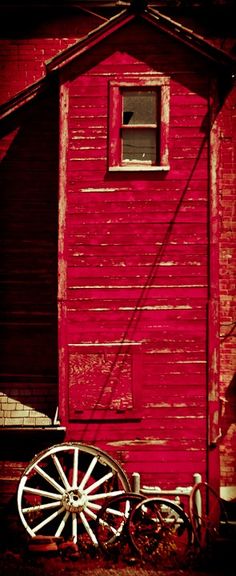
[95,492,145,558]
[129,497,192,567]
[17,442,130,547]
[189,481,229,550]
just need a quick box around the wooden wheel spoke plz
[72,512,78,543]
[51,454,71,491]
[78,456,98,492]
[23,486,62,500]
[98,516,118,534]
[83,506,97,521]
[80,511,98,546]
[84,470,114,495]
[22,501,61,514]
[34,464,65,494]
[55,511,70,537]
[33,506,65,533]
[104,506,126,518]
[72,447,79,489]
[86,501,101,511]
[88,489,124,501]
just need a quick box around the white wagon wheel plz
[17,442,130,547]
[129,497,192,567]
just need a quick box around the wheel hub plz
[62,490,88,513]
[17,443,130,544]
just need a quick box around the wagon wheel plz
[129,497,192,568]
[95,492,145,559]
[189,481,229,550]
[17,442,130,548]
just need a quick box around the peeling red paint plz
[57,19,213,488]
[0,6,235,504]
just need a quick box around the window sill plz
[108,165,170,172]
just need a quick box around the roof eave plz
[145,7,236,69]
[0,5,235,122]
[0,77,47,122]
[46,8,134,73]
[46,5,236,74]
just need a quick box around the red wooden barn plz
[0,0,235,545]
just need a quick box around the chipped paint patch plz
[80,187,117,192]
[145,402,197,408]
[118,305,192,310]
[69,284,206,289]
[108,438,167,447]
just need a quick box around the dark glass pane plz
[122,129,156,162]
[123,90,157,125]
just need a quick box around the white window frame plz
[108,77,170,172]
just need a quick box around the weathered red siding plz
[0,6,235,508]
[59,20,211,487]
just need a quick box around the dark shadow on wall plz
[0,84,59,420]
[220,372,236,438]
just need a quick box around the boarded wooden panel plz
[68,344,142,420]
[59,19,210,487]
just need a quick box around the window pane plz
[122,128,156,162]
[123,91,157,125]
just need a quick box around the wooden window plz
[109,79,170,171]
[68,344,142,421]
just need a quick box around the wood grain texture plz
[59,20,211,487]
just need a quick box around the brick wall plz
[0,8,102,105]
[218,84,236,496]
[0,392,52,426]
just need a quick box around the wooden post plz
[208,78,220,491]
[58,83,69,426]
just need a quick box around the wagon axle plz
[62,490,88,513]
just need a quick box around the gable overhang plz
[0,78,48,122]
[46,5,235,74]
[0,5,235,122]
[145,7,235,69]
[46,9,134,73]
